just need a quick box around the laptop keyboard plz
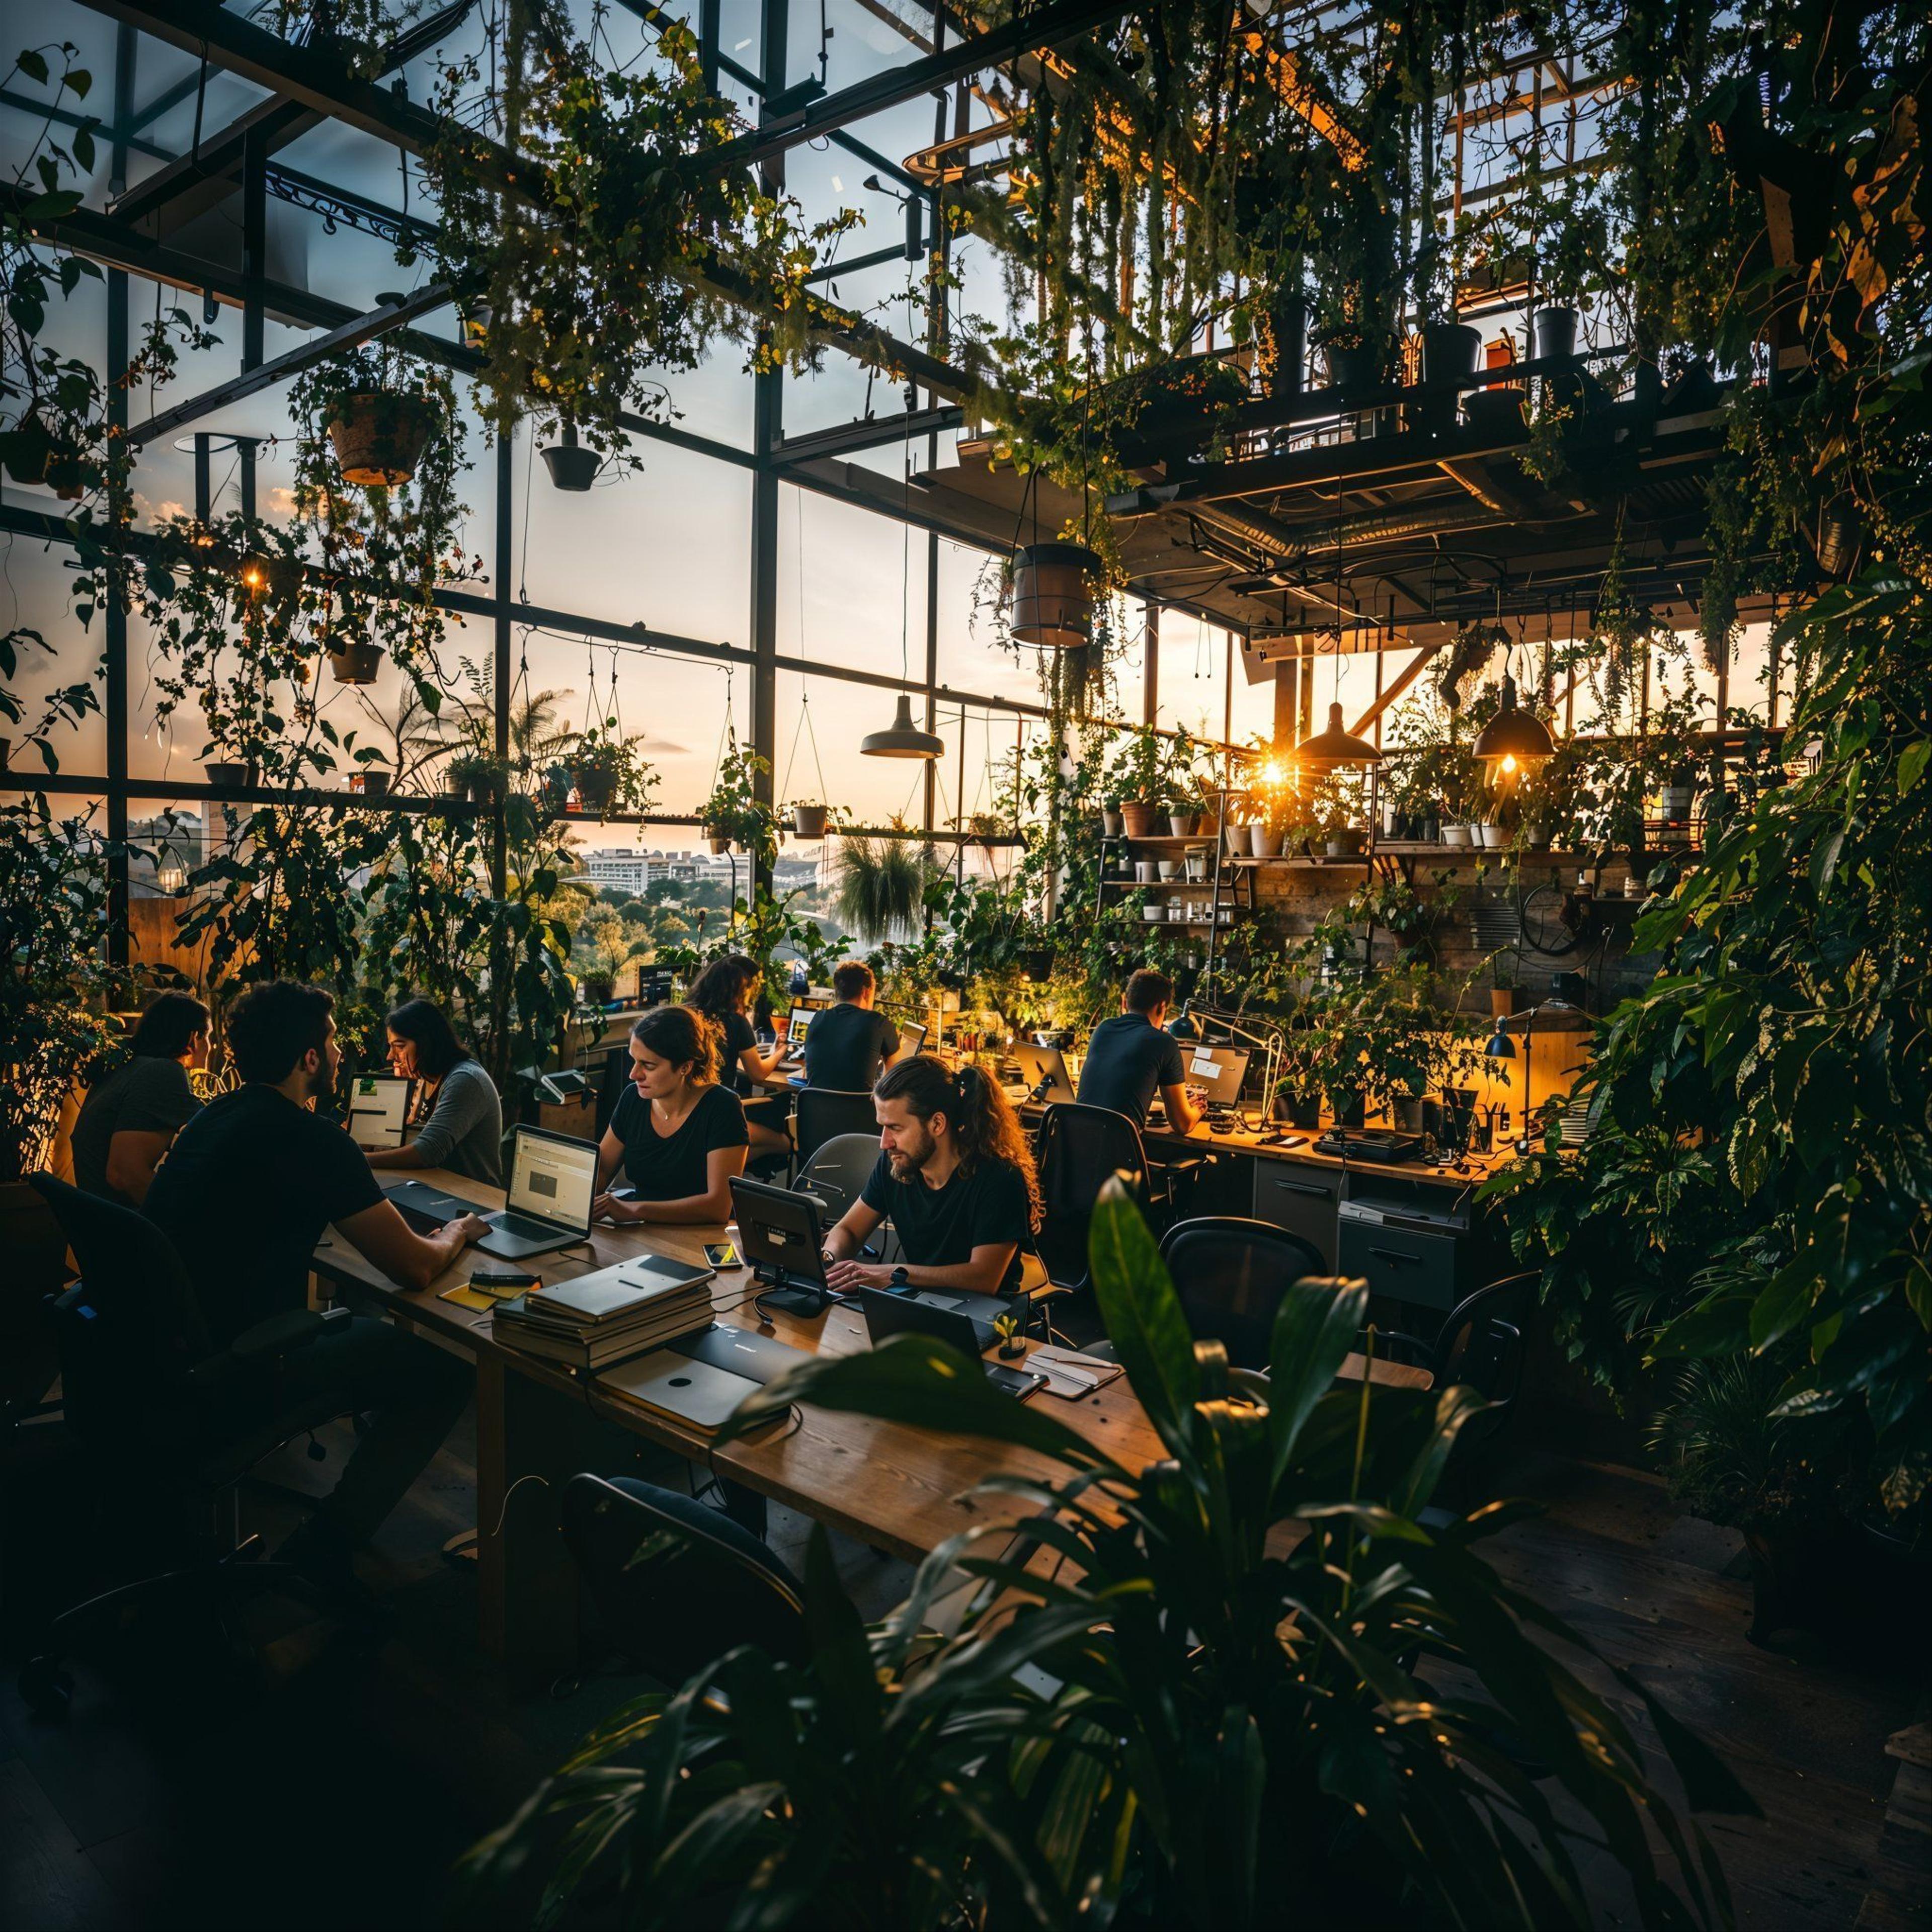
[496,1210,562,1241]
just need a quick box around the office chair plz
[1032,1103,1183,1295]
[793,1130,882,1232]
[1376,1271,1538,1448]
[560,1473,807,1682]
[18,1177,358,1718]
[1157,1217,1328,1371]
[793,1087,879,1168]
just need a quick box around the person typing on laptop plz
[143,980,479,1589]
[362,997,504,1186]
[821,1056,1039,1298]
[1076,968,1205,1135]
[591,1005,750,1225]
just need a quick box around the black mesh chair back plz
[794,1087,879,1167]
[1033,1103,1152,1292]
[1430,1271,1537,1441]
[561,1473,808,1680]
[1158,1216,1327,1370]
[29,1175,210,1443]
[597,1042,633,1135]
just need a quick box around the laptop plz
[858,1289,1043,1398]
[1178,1044,1251,1110]
[896,1019,927,1058]
[730,1174,838,1314]
[600,1351,763,1432]
[671,1323,810,1384]
[346,1073,412,1150]
[383,1125,598,1259]
[1013,1042,1077,1106]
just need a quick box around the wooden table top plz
[310,1169,1429,1564]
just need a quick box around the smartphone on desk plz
[704,1241,743,1270]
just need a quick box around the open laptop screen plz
[347,1073,412,1148]
[506,1129,597,1231]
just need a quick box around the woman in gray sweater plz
[362,998,504,1186]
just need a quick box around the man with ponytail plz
[822,1054,1041,1298]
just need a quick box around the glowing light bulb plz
[1500,753,1518,776]
[1260,759,1285,788]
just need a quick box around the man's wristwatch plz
[890,1265,910,1290]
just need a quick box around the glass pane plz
[779,483,929,683]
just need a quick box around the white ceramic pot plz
[1157,859,1180,879]
[1479,823,1506,849]
[1136,860,1158,883]
[1442,824,1472,848]
[1249,826,1284,858]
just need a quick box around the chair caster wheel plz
[19,1657,74,1720]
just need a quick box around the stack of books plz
[492,1255,715,1370]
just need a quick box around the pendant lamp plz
[861,692,944,759]
[1298,700,1382,766]
[1472,672,1556,765]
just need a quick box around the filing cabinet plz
[1250,1161,1342,1269]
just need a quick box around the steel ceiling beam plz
[768,405,963,467]
[125,284,451,447]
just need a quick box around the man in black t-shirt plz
[822,1056,1037,1297]
[146,982,486,1587]
[801,960,901,1092]
[1076,969,1205,1134]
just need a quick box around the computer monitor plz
[896,1019,927,1058]
[1179,1043,1251,1107]
[504,1126,598,1235]
[1012,1042,1077,1106]
[346,1073,412,1149]
[729,1174,835,1314]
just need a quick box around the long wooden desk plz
[308,1167,1428,1681]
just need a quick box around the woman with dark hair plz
[363,997,504,1186]
[592,1004,748,1225]
[821,1055,1041,1298]
[687,953,790,1159]
[71,989,211,1205]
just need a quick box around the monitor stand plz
[753,1266,829,1318]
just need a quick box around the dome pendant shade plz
[860,693,945,759]
[1298,701,1383,766]
[1473,674,1557,764]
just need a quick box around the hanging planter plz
[541,422,601,492]
[325,391,440,487]
[791,802,829,839]
[1018,947,1056,984]
[3,413,87,499]
[705,830,731,854]
[1009,542,1101,649]
[328,640,386,685]
[203,760,249,789]
[1530,306,1580,364]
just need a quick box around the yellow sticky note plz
[439,1284,501,1313]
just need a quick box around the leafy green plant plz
[461,1184,1746,1928]
[694,741,775,867]
[832,835,931,944]
[560,725,657,815]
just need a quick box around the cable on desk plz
[484,1472,551,1539]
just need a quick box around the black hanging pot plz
[328,641,386,685]
[1530,305,1580,365]
[1420,322,1483,387]
[1010,543,1100,649]
[541,422,601,492]
[574,768,615,812]
[1018,946,1056,983]
[326,390,440,487]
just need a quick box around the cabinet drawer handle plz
[1269,1178,1333,1199]
[1369,1246,1420,1265]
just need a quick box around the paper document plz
[1029,1345,1124,1398]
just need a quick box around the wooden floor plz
[0,1405,1917,1929]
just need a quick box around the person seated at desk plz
[362,996,504,1187]
[591,1004,749,1225]
[801,960,903,1089]
[70,990,210,1206]
[822,1056,1040,1298]
[1076,968,1205,1135]
[143,980,484,1587]
[689,954,790,1160]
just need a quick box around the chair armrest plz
[1372,1329,1434,1370]
[187,1307,347,1388]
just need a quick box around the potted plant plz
[700,743,778,867]
[566,726,658,816]
[305,332,449,489]
[328,639,386,685]
[1109,726,1166,838]
[447,750,508,804]
[789,799,836,840]
[1099,794,1124,838]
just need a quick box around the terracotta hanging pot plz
[325,391,440,487]
[1009,542,1101,649]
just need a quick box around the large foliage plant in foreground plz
[460,1184,1747,1929]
